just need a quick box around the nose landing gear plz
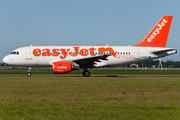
[27,67,32,77]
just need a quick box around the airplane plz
[3,16,177,77]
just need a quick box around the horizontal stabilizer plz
[151,49,177,55]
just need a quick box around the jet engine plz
[53,62,79,74]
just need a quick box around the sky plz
[0,0,180,61]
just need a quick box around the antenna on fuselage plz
[30,44,33,47]
[106,44,108,46]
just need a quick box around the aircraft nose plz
[3,56,10,64]
[3,56,7,64]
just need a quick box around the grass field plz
[1,69,180,119]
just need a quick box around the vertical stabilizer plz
[134,16,173,48]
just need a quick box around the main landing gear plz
[82,69,90,77]
[27,67,32,77]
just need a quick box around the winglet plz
[134,16,173,48]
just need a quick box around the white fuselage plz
[3,46,176,68]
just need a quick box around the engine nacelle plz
[53,62,79,74]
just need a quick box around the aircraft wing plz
[71,54,111,67]
[53,52,116,68]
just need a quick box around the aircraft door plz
[134,48,140,59]
[26,48,32,60]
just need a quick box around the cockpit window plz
[10,51,19,55]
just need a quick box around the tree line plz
[135,60,180,68]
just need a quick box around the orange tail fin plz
[134,16,173,48]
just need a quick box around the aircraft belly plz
[106,57,134,66]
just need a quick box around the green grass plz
[1,69,180,76]
[0,77,180,119]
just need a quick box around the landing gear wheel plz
[27,72,31,77]
[83,71,90,77]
